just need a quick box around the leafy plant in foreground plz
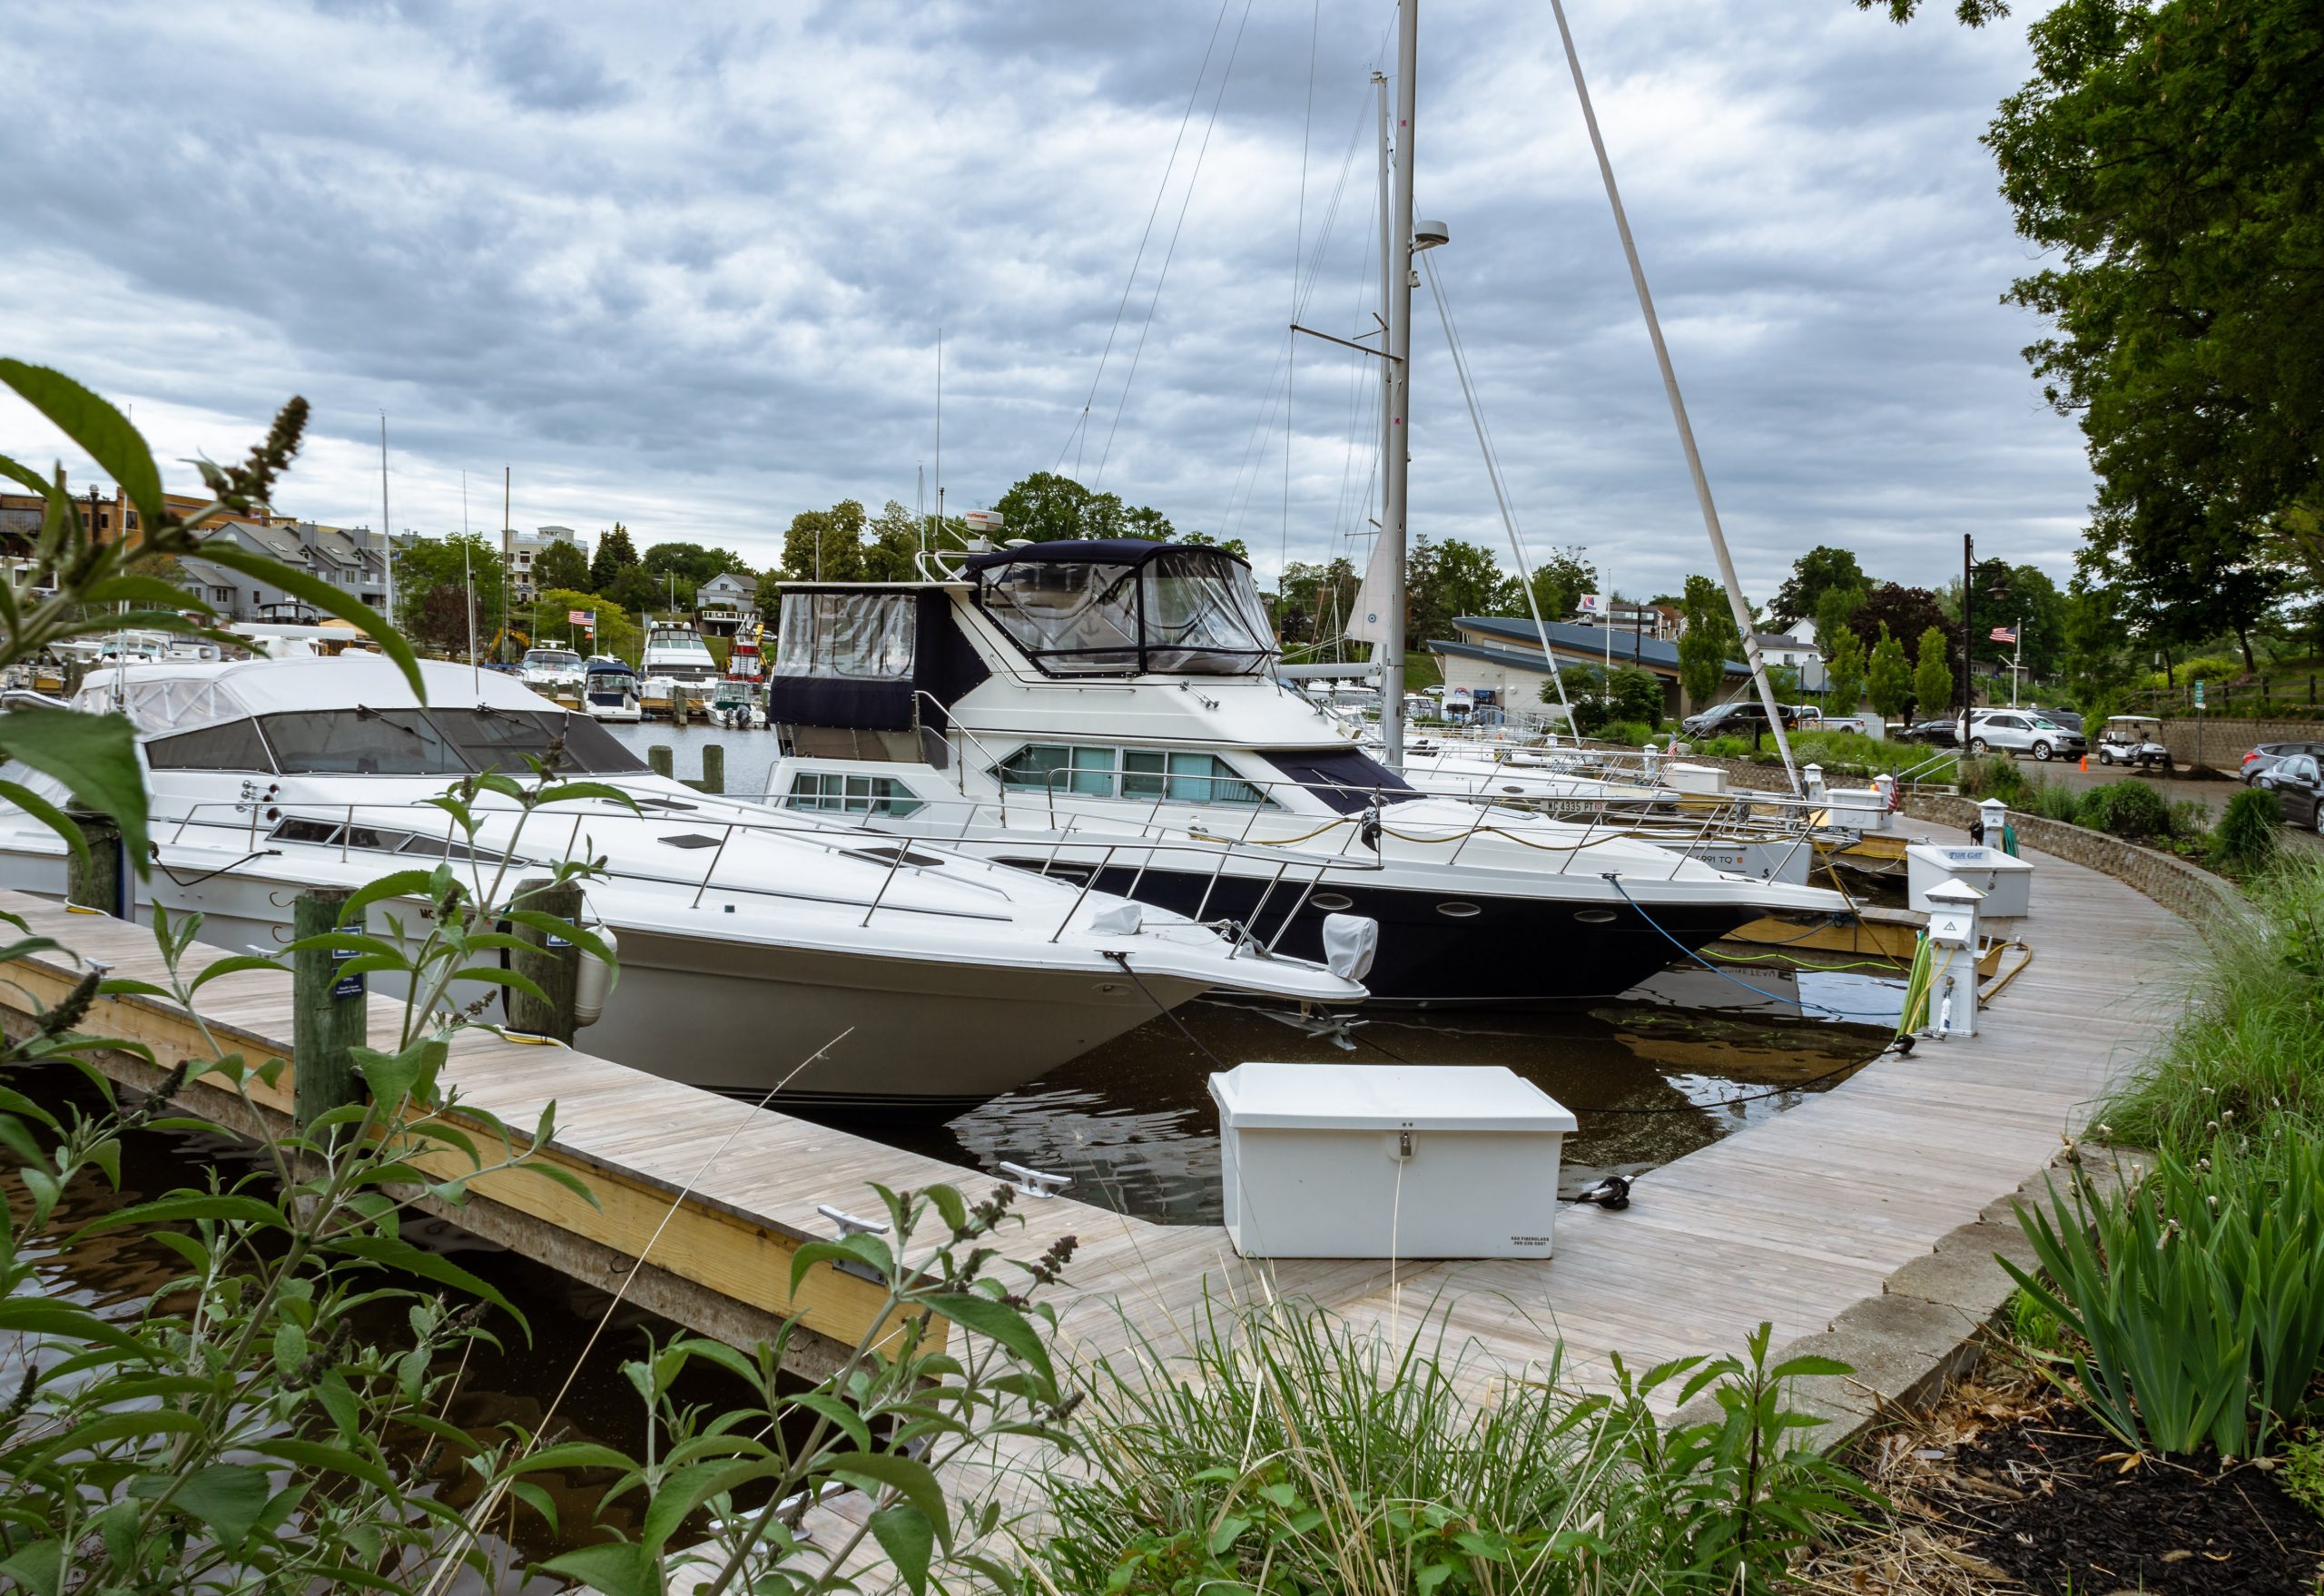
[2211,787,2284,876]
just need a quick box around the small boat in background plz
[583,657,644,723]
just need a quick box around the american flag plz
[1989,626,2017,644]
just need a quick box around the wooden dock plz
[0,813,2195,1580]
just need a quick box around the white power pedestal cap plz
[1923,880,1984,1039]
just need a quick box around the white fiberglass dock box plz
[1905,842,2034,919]
[1208,1062,1579,1260]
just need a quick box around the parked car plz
[2024,703,2083,729]
[1964,709,2087,762]
[2094,716,2171,769]
[1896,719,1960,746]
[1679,699,1817,741]
[2252,750,2324,829]
[2240,740,2324,784]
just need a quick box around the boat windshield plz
[975,547,1274,676]
[524,650,582,672]
[144,708,650,776]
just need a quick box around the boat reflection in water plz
[820,963,1904,1225]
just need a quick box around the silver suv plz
[1965,710,2087,762]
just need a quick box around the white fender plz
[573,923,619,1028]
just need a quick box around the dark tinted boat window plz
[432,709,648,774]
[145,718,275,772]
[260,711,467,775]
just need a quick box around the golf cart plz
[2095,715,2171,770]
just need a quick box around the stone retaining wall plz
[1684,754,2237,924]
[2155,715,2323,770]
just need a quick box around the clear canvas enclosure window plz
[774,592,917,679]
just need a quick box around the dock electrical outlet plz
[1208,1062,1579,1260]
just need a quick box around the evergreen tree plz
[1912,626,1955,720]
[1866,623,1913,722]
[532,538,590,593]
[1823,622,1867,714]
[588,522,638,591]
[1676,573,1738,711]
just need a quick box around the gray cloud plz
[0,0,2088,606]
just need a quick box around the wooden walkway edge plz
[0,814,2202,1588]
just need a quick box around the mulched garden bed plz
[1927,1399,2323,1594]
[1804,1355,2324,1595]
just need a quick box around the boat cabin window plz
[993,743,1269,805]
[972,546,1275,676]
[145,719,276,773]
[261,709,468,775]
[431,709,650,775]
[524,650,583,673]
[785,771,925,817]
[774,592,916,679]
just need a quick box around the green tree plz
[1677,573,1738,711]
[1866,623,1913,722]
[860,499,927,583]
[642,541,753,587]
[533,586,638,659]
[588,522,638,590]
[1768,546,1868,630]
[1912,625,1955,720]
[391,533,504,652]
[990,471,1176,545]
[1278,557,1361,645]
[604,564,663,613]
[1544,663,1661,734]
[1812,583,1866,659]
[1525,549,1598,623]
[531,537,590,592]
[783,498,869,582]
[1850,583,1947,661]
[1984,0,2317,672]
[1823,621,1867,715]
[1416,538,1516,631]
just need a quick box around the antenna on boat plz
[501,465,512,667]
[462,471,478,689]
[379,412,395,627]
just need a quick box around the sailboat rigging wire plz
[1421,253,1572,716]
[1282,0,1322,596]
[1058,0,1236,481]
[1095,0,1256,488]
[1208,78,1374,539]
[1548,0,1799,793]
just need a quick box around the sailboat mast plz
[1379,0,1419,764]
[1548,0,1799,791]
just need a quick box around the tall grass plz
[1031,1300,1867,1594]
[2098,850,2324,1151]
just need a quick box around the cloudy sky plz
[1,0,2089,606]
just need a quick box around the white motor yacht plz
[761,539,1846,1004]
[642,619,718,685]
[0,656,1368,1105]
[516,644,585,695]
[581,657,644,723]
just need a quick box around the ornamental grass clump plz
[2100,850,2324,1150]
[1033,1301,1869,1594]
[2003,1128,2324,1461]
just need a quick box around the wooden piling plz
[700,744,724,795]
[647,744,675,782]
[507,875,585,1044]
[291,887,367,1132]
[64,813,124,917]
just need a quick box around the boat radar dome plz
[1413,219,1449,251]
[962,508,1005,535]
